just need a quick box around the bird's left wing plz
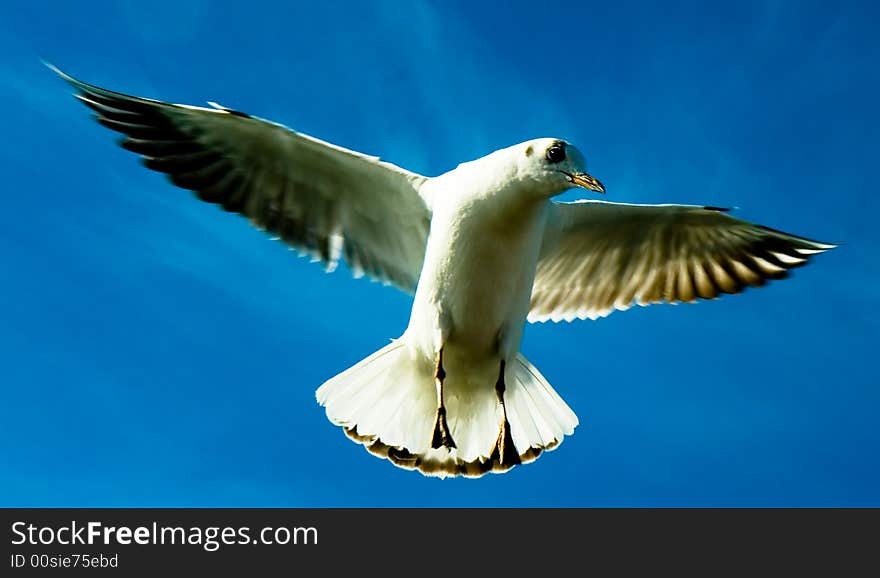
[52,65,431,292]
[529,200,835,323]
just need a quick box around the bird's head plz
[516,138,605,197]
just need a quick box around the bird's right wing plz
[529,200,835,322]
[52,65,431,292]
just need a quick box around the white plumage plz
[53,65,835,478]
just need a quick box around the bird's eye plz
[545,146,566,164]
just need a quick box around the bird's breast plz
[406,197,548,358]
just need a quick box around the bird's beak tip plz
[570,172,605,194]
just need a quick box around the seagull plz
[51,65,836,478]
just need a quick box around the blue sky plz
[1,0,877,506]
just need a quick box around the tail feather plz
[509,355,578,448]
[317,340,435,453]
[316,341,578,478]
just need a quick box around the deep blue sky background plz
[1,1,877,506]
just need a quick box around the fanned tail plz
[316,340,578,478]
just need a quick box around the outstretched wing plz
[52,65,431,291]
[529,200,835,323]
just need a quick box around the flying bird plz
[51,65,835,478]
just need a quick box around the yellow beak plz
[569,172,605,194]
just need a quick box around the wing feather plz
[53,65,431,292]
[529,200,835,323]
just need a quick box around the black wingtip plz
[704,205,732,212]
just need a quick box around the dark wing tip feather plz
[49,63,176,113]
[52,65,251,208]
[52,64,303,250]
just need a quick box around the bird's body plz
[320,141,581,475]
[52,65,836,478]
[411,145,550,360]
